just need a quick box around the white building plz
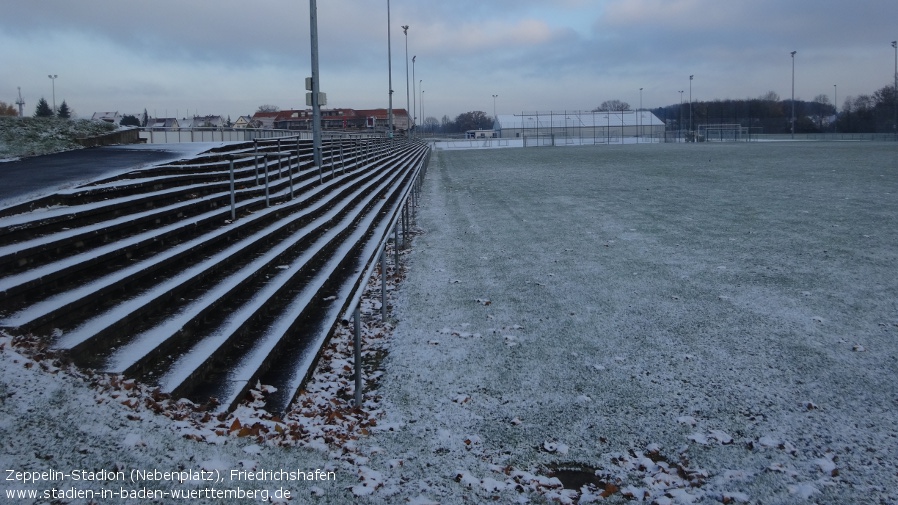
[91,111,122,125]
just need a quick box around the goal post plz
[697,124,750,142]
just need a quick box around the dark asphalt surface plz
[0,146,195,206]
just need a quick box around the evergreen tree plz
[57,100,71,119]
[120,114,141,127]
[141,108,149,127]
[34,97,54,117]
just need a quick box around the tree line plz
[649,83,897,134]
[0,97,72,119]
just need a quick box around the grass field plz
[361,141,898,503]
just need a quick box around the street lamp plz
[678,90,684,142]
[412,55,417,133]
[402,25,410,138]
[492,94,498,123]
[688,76,694,132]
[309,0,323,182]
[638,87,643,142]
[790,51,796,139]
[48,74,58,114]
[386,0,394,143]
[892,40,898,136]
[833,84,837,134]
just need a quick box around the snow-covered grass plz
[2,141,897,503]
[354,142,898,503]
[0,117,117,159]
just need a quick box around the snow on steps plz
[0,137,429,413]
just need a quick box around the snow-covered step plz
[0,156,383,332]
[0,150,347,312]
[0,137,428,415]
[159,152,420,410]
[57,161,398,368]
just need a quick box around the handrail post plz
[264,155,270,207]
[288,152,294,199]
[381,249,387,321]
[253,140,260,185]
[353,307,363,408]
[276,139,282,179]
[228,155,236,221]
[394,226,399,277]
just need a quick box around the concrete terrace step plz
[0,136,428,413]
[0,142,393,310]
[0,142,319,248]
[0,146,394,330]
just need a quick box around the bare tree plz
[0,101,16,116]
[593,100,630,112]
[256,104,280,113]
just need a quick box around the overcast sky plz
[2,0,897,122]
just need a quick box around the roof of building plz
[91,112,121,122]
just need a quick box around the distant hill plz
[0,117,117,159]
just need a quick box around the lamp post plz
[892,40,898,140]
[48,74,58,114]
[402,25,410,138]
[309,0,323,182]
[387,0,394,145]
[412,55,417,134]
[689,75,693,138]
[492,94,498,123]
[638,87,643,142]
[419,81,423,136]
[790,51,796,139]
[833,84,837,134]
[678,90,684,142]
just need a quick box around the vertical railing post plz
[394,226,399,277]
[354,307,362,408]
[288,153,294,199]
[264,155,270,207]
[381,249,387,321]
[276,138,282,179]
[253,141,260,185]
[228,155,236,221]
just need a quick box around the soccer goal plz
[698,124,750,142]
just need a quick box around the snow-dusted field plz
[358,142,898,503]
[2,141,897,504]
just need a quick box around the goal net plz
[698,124,749,142]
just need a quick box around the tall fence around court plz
[500,110,664,146]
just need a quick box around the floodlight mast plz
[402,25,410,141]
[892,41,897,137]
[689,75,693,137]
[387,0,394,147]
[16,87,25,117]
[791,51,796,139]
[310,0,323,182]
[48,74,58,114]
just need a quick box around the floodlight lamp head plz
[892,41,897,48]
[402,25,408,34]
[689,75,693,80]
[791,51,796,56]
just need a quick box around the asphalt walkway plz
[0,146,197,205]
